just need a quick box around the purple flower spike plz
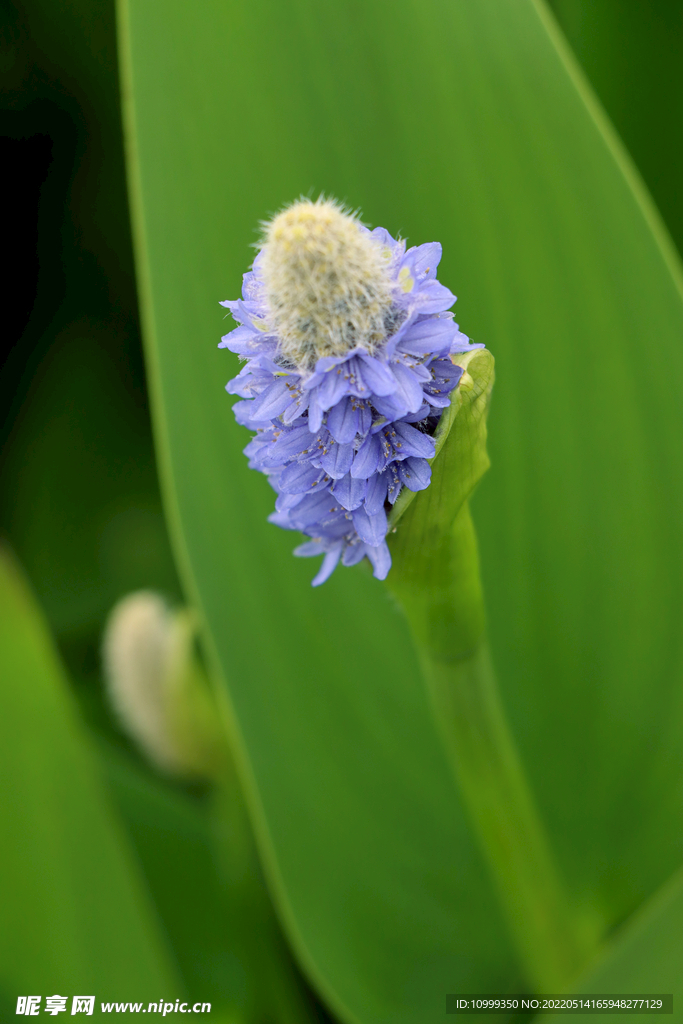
[220,198,483,585]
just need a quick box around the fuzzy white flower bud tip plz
[260,198,395,368]
[103,591,226,778]
[103,592,181,773]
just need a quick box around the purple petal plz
[342,541,367,567]
[343,357,372,398]
[331,473,366,511]
[312,517,352,540]
[372,392,409,421]
[414,280,456,313]
[231,399,258,427]
[281,389,310,423]
[430,357,464,385]
[393,421,436,459]
[302,370,325,392]
[411,242,442,279]
[450,330,483,353]
[401,402,432,422]
[397,318,457,355]
[249,379,294,421]
[230,298,269,329]
[387,468,402,503]
[263,425,312,464]
[357,401,373,435]
[294,540,325,557]
[218,324,259,352]
[311,353,349,375]
[424,392,452,409]
[268,510,295,529]
[316,366,350,409]
[350,433,382,479]
[244,432,270,457]
[287,489,340,527]
[279,461,326,494]
[352,505,388,547]
[356,354,397,396]
[225,366,257,397]
[391,362,424,414]
[366,541,392,580]
[308,396,324,433]
[364,472,389,515]
[370,226,403,253]
[275,491,305,512]
[406,360,432,383]
[327,397,359,444]
[397,457,432,491]
[311,544,343,587]
[319,442,354,480]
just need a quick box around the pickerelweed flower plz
[220,198,483,586]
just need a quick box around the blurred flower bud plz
[103,591,227,780]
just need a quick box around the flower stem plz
[388,500,590,990]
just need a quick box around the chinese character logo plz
[71,997,94,1016]
[16,996,41,1015]
[45,995,68,1015]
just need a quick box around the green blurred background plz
[1,0,181,729]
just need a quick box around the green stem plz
[388,501,589,990]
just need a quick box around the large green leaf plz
[118,0,683,1018]
[0,547,178,1013]
[547,868,683,1023]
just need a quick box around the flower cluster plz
[220,199,482,585]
